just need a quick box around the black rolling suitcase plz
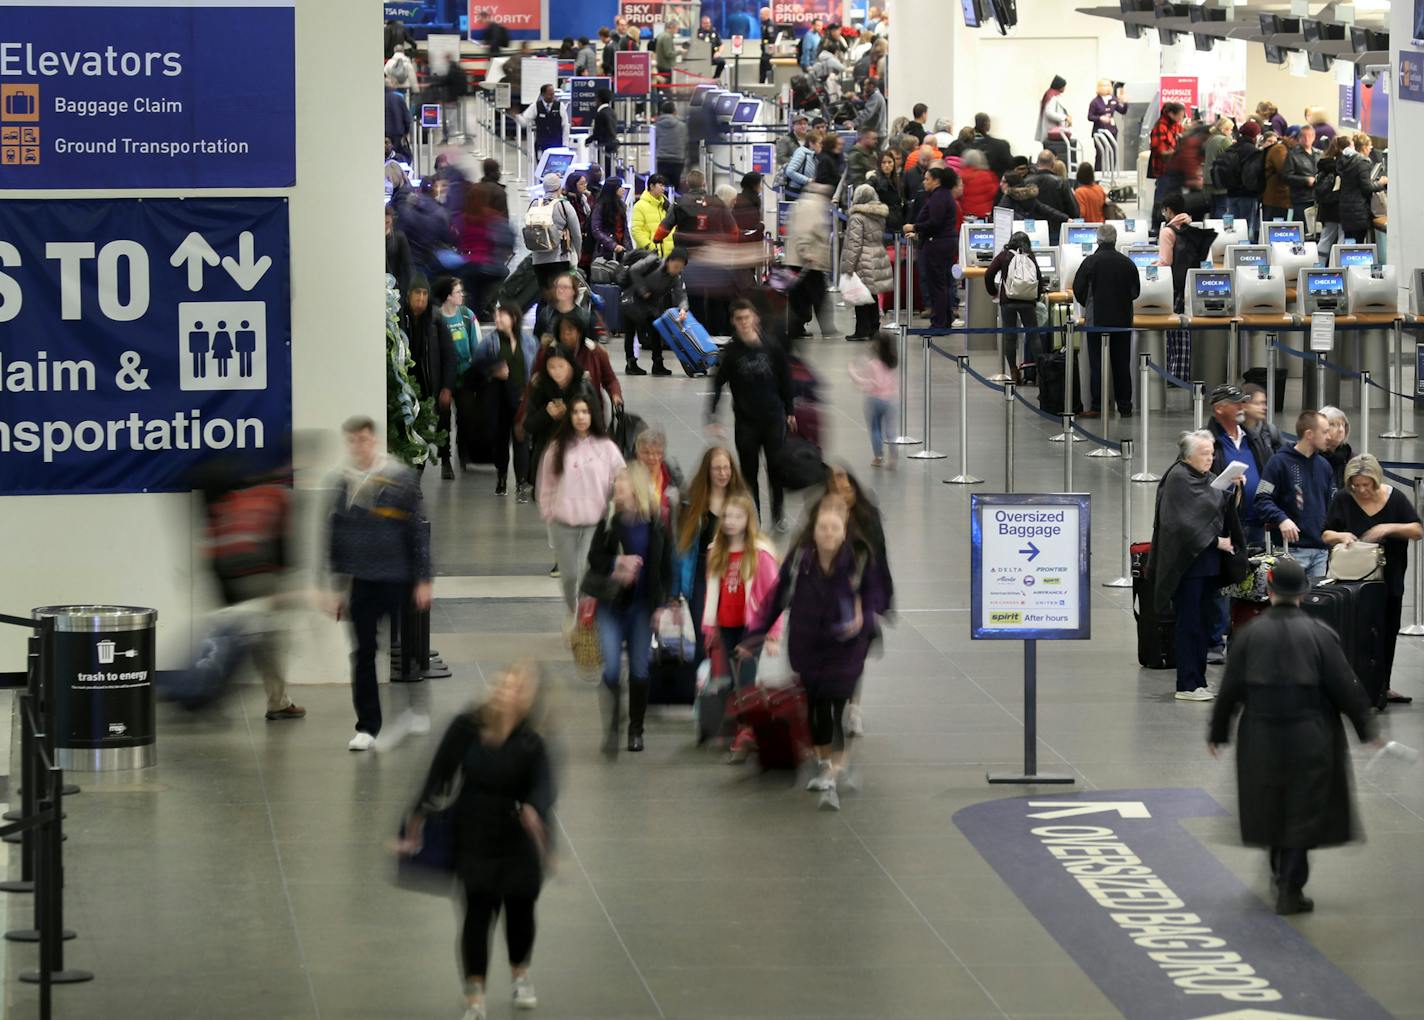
[1131,542,1175,670]
[1302,579,1388,708]
[1037,347,1083,417]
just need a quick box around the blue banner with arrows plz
[0,198,291,495]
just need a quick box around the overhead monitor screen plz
[1194,272,1233,297]
[713,93,741,117]
[967,226,996,250]
[1267,223,1304,244]
[1064,226,1097,246]
[961,0,980,28]
[1306,273,1345,296]
[1338,248,1376,267]
[1129,250,1159,268]
[731,100,760,125]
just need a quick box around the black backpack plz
[1210,144,1244,191]
[1167,223,1218,311]
[1239,145,1269,194]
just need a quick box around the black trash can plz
[32,605,157,771]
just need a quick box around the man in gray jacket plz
[529,172,581,289]
[854,79,887,138]
[654,101,688,192]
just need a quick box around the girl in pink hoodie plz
[847,331,900,467]
[702,494,783,761]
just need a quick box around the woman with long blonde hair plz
[703,492,783,761]
[674,446,750,664]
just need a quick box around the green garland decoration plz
[385,273,447,466]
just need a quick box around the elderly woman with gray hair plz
[1317,406,1354,488]
[1324,453,1423,707]
[1150,430,1248,702]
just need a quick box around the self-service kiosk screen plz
[713,93,741,117]
[1306,273,1345,296]
[967,226,995,251]
[691,86,717,108]
[1064,226,1097,246]
[1266,223,1304,244]
[539,151,574,181]
[1337,248,1375,267]
[1229,249,1268,268]
[1194,272,1233,298]
[1129,250,1158,268]
[1035,253,1056,273]
[731,100,760,125]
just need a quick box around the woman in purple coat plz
[739,494,891,811]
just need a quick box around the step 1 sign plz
[971,493,1091,640]
[0,0,295,189]
[0,198,291,496]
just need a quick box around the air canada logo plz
[0,84,41,167]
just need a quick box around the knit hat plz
[542,172,562,194]
[408,272,430,295]
[1240,120,1261,141]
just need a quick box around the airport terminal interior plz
[4,0,1424,1018]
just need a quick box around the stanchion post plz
[1133,352,1158,482]
[1004,381,1017,493]
[1051,321,1083,443]
[1227,319,1240,386]
[909,338,947,460]
[945,356,983,485]
[891,323,920,446]
[1105,439,1134,587]
[1266,340,1278,430]
[829,210,841,289]
[1360,370,1372,459]
[1192,380,1205,430]
[990,307,1011,384]
[1062,414,1073,490]
[1382,318,1418,439]
[1404,477,1424,637]
[1088,331,1122,458]
[1315,354,1326,414]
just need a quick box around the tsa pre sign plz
[0,0,295,188]
[0,198,291,496]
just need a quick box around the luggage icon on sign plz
[1,84,40,123]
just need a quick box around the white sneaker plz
[462,1002,487,1020]
[846,703,864,736]
[408,713,431,736]
[1175,687,1215,702]
[374,714,411,753]
[806,762,834,792]
[818,782,841,811]
[347,731,376,752]
[511,975,538,1010]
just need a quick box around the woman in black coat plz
[1208,560,1380,915]
[517,347,595,486]
[867,150,905,235]
[1336,145,1386,243]
[404,663,555,1015]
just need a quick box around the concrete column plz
[885,0,959,131]
[1390,2,1423,290]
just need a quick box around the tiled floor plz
[6,300,1424,1019]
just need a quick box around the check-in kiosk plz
[959,223,1002,343]
[1134,262,1176,411]
[1226,244,1270,271]
[1061,223,1100,249]
[1262,220,1305,246]
[1013,219,1049,250]
[529,147,576,198]
[1107,218,1149,247]
[960,223,998,269]
[1059,241,1094,297]
[1298,268,1349,406]
[1232,259,1288,394]
[1204,217,1248,264]
[1331,243,1378,269]
[1186,269,1234,390]
[1035,249,1061,293]
[1345,263,1400,409]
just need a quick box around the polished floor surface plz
[6,299,1424,1020]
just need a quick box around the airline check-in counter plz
[1297,268,1351,407]
[1205,216,1250,265]
[959,223,999,346]
[1228,245,1287,382]
[1185,268,1235,392]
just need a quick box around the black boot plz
[625,361,648,376]
[440,456,455,480]
[627,683,648,752]
[600,685,622,756]
[650,361,673,377]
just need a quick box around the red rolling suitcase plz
[730,684,812,771]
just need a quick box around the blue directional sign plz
[0,198,291,495]
[0,0,296,189]
[954,789,1396,1020]
[971,493,1091,640]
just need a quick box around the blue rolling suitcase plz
[592,284,623,333]
[654,309,717,377]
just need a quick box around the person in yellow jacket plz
[632,174,675,257]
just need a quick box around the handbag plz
[654,598,697,662]
[839,271,873,306]
[571,596,603,673]
[1326,541,1384,582]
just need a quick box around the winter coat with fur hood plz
[840,194,893,295]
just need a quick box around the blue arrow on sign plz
[1019,541,1041,562]
[953,789,1396,1020]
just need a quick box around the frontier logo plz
[1,83,41,166]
